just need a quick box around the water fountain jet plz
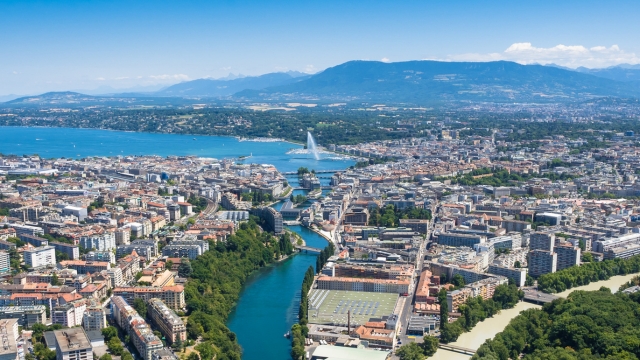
[307,131,320,160]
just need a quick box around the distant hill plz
[573,65,640,83]
[3,91,202,107]
[235,60,640,103]
[157,72,310,97]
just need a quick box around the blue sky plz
[1,0,639,95]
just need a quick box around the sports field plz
[307,289,399,326]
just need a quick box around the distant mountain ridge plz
[4,61,640,106]
[234,60,640,103]
[157,72,310,97]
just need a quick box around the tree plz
[121,352,134,360]
[165,260,173,270]
[133,298,147,318]
[187,354,200,360]
[452,274,465,288]
[99,354,112,360]
[514,261,521,268]
[51,273,62,286]
[107,337,124,356]
[421,336,439,357]
[178,258,192,277]
[396,342,424,360]
[582,252,593,262]
[101,326,118,341]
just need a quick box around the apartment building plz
[488,265,528,287]
[54,328,93,360]
[51,242,80,260]
[555,243,581,270]
[52,301,86,328]
[437,233,486,247]
[0,251,9,274]
[528,250,557,277]
[79,233,116,252]
[58,260,110,274]
[82,303,107,331]
[113,285,185,310]
[24,246,56,269]
[147,298,186,344]
[529,232,555,252]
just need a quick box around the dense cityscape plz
[2,119,640,360]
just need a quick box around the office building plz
[437,233,486,247]
[53,328,93,360]
[0,305,47,328]
[147,298,186,344]
[84,251,115,264]
[316,276,410,294]
[528,250,557,277]
[24,246,56,269]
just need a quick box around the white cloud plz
[115,76,130,80]
[149,74,190,81]
[96,77,106,81]
[304,65,317,73]
[443,42,640,68]
[381,57,391,63]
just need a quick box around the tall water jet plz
[307,131,320,160]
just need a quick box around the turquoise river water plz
[0,127,352,359]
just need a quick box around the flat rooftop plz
[308,290,398,326]
[53,328,92,352]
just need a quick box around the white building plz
[24,246,56,269]
[79,233,116,252]
[0,251,9,273]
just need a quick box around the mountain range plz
[4,61,640,106]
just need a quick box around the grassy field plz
[308,290,399,326]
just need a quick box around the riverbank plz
[227,225,331,360]
[556,271,640,297]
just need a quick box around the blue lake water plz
[0,126,354,174]
[0,126,351,359]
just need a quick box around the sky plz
[1,0,639,95]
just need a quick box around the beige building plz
[113,285,185,310]
[148,298,186,344]
[54,328,92,360]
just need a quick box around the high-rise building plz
[529,232,555,252]
[0,251,9,273]
[555,243,581,271]
[528,250,557,277]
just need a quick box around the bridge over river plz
[294,245,323,253]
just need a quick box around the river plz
[226,226,330,360]
[430,272,640,360]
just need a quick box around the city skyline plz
[1,0,640,95]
